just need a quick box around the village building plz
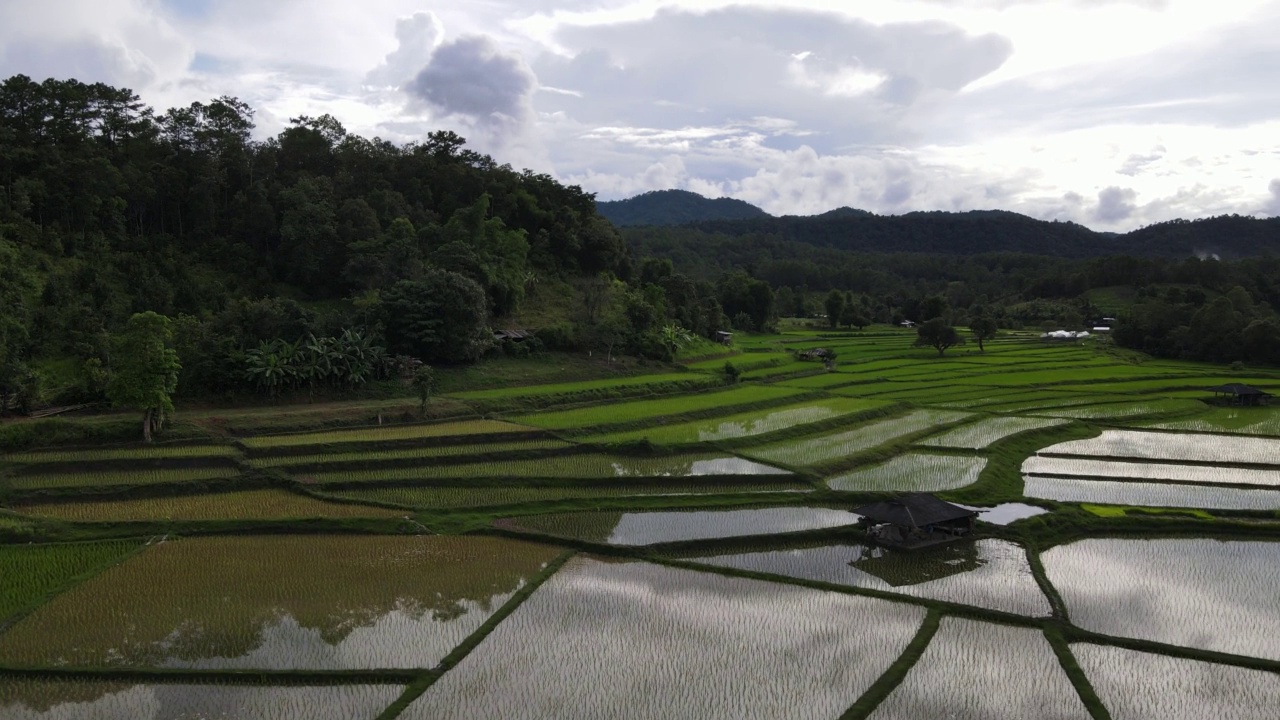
[852,493,977,550]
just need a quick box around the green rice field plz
[508,384,804,430]
[0,541,140,622]
[239,419,535,449]
[247,438,571,468]
[15,490,407,522]
[584,397,888,444]
[8,467,236,491]
[3,324,1279,718]
[6,444,239,464]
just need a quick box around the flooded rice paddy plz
[509,507,856,545]
[965,502,1050,525]
[750,409,972,467]
[1024,476,1280,510]
[0,536,560,669]
[325,481,811,510]
[917,416,1067,449]
[0,679,402,720]
[688,539,1051,616]
[1041,430,1280,465]
[1042,538,1280,660]
[869,619,1090,720]
[400,557,925,720]
[826,453,986,492]
[1072,644,1280,720]
[1023,456,1280,487]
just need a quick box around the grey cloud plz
[1095,186,1138,223]
[366,12,443,89]
[405,35,537,133]
[1118,147,1166,177]
[533,7,1012,150]
[1266,179,1280,216]
[952,6,1280,134]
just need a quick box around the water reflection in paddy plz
[1073,644,1280,720]
[0,536,560,670]
[0,679,401,720]
[870,618,1090,720]
[510,507,857,545]
[1042,538,1280,661]
[403,557,926,720]
[688,539,1050,616]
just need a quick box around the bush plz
[536,322,578,351]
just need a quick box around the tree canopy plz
[105,312,180,440]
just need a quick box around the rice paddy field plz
[3,324,1280,718]
[325,481,811,510]
[827,453,987,492]
[0,680,405,720]
[582,396,889,444]
[509,506,858,545]
[746,409,972,468]
[1042,538,1280,660]
[917,416,1068,449]
[869,619,1091,720]
[296,453,790,484]
[15,489,408,522]
[1072,644,1280,720]
[398,558,926,720]
[688,539,1050,616]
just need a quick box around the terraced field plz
[3,324,1278,719]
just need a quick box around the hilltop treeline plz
[0,76,724,406]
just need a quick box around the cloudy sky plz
[3,0,1279,230]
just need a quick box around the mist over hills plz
[598,189,1280,259]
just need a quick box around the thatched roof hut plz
[853,493,976,550]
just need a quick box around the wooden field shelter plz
[853,493,977,550]
[1207,383,1273,406]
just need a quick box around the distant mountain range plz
[598,189,1280,258]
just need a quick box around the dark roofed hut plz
[1208,384,1273,407]
[852,493,977,550]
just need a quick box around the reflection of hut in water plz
[849,542,982,587]
[852,493,977,550]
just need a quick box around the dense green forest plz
[1,75,1277,419]
[597,189,768,226]
[0,75,741,412]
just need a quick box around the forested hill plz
[597,189,768,226]
[653,210,1280,259]
[0,75,630,401]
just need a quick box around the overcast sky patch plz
[2,0,1278,231]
